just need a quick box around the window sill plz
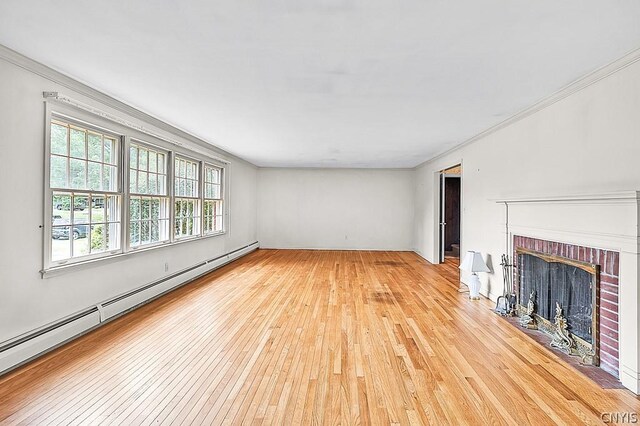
[41,230,227,278]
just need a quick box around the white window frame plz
[203,163,225,235]
[173,154,201,240]
[43,101,229,276]
[44,110,124,270]
[127,139,172,250]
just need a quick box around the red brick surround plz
[513,235,620,378]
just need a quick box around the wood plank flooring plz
[0,249,638,425]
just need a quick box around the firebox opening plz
[516,248,599,366]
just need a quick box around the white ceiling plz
[1,1,640,168]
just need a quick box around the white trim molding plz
[417,47,640,168]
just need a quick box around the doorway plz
[439,164,461,263]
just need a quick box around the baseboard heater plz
[0,241,259,376]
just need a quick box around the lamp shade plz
[459,251,490,273]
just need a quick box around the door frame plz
[434,162,463,264]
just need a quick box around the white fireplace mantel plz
[495,191,640,394]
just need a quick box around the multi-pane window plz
[49,119,121,263]
[46,113,227,272]
[203,165,223,234]
[129,142,170,248]
[174,156,200,238]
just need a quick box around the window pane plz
[149,151,157,173]
[51,226,71,261]
[72,226,90,256]
[151,222,159,242]
[139,149,148,171]
[158,174,165,195]
[51,123,68,156]
[50,155,68,188]
[138,172,148,193]
[105,138,116,164]
[70,128,86,159]
[130,146,138,169]
[141,221,150,243]
[91,196,105,221]
[129,168,137,193]
[130,221,140,246]
[103,165,116,192]
[74,195,89,223]
[106,195,120,223]
[149,173,157,194]
[70,159,86,189]
[88,162,102,191]
[88,133,102,161]
[53,194,71,213]
[141,199,150,220]
[158,153,165,173]
[178,159,184,178]
[151,198,160,220]
[130,198,141,221]
[106,223,120,250]
[91,224,105,253]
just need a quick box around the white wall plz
[412,53,640,393]
[258,168,414,250]
[413,56,640,296]
[0,55,258,344]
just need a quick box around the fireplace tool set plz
[494,254,517,316]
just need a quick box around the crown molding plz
[0,43,256,168]
[416,47,640,169]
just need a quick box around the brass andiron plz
[519,291,537,329]
[550,302,575,354]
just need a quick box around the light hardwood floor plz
[0,249,638,425]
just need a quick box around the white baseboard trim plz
[620,366,640,395]
[260,246,413,251]
[0,242,259,376]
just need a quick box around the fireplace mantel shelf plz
[493,191,640,204]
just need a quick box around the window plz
[174,156,201,238]
[203,164,223,234]
[129,142,170,248]
[49,119,121,264]
[45,110,227,273]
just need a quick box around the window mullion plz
[168,151,174,243]
[46,111,228,274]
[123,136,131,253]
[199,161,204,237]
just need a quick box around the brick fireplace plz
[496,191,640,394]
[513,235,620,377]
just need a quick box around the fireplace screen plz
[516,248,599,364]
